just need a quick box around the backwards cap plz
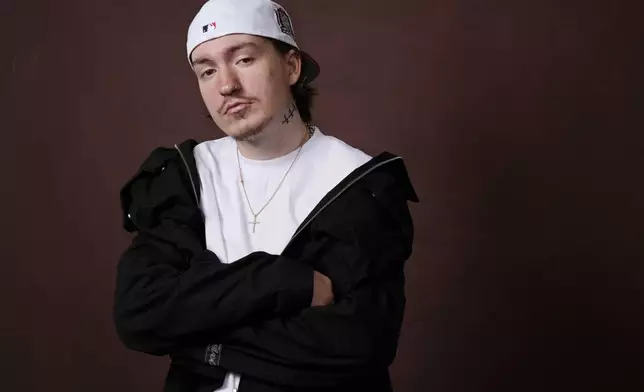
[186,0,320,82]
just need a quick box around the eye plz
[200,68,216,78]
[237,57,254,65]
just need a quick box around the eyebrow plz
[192,41,260,66]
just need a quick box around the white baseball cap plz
[186,0,320,83]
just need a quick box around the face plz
[191,34,301,141]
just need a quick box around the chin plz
[231,127,263,142]
[223,114,270,142]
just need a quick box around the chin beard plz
[232,123,266,142]
[233,129,262,142]
[231,114,273,142]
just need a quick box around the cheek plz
[199,82,223,110]
[250,65,289,109]
[241,66,271,98]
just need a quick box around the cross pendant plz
[249,216,260,233]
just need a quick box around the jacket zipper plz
[174,144,202,211]
[283,156,402,250]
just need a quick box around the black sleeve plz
[113,220,314,356]
[220,273,405,388]
[114,146,314,356]
[171,177,414,388]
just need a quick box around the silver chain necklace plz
[236,125,314,233]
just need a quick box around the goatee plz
[233,127,264,142]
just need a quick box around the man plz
[113,0,418,391]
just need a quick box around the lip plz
[224,101,251,115]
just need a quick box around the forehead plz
[191,33,269,60]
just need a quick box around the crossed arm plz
[113,220,315,355]
[114,186,412,387]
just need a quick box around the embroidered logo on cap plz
[202,22,217,33]
[273,5,294,39]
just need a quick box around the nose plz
[218,66,241,96]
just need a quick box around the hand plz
[311,271,334,307]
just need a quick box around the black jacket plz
[114,139,418,392]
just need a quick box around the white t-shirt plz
[193,127,371,392]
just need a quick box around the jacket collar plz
[351,152,419,202]
[176,139,419,204]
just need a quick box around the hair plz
[270,39,317,124]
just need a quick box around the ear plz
[284,49,302,86]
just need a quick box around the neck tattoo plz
[282,102,297,124]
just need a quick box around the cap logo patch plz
[273,5,294,38]
[202,22,217,33]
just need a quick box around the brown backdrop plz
[2,0,643,391]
